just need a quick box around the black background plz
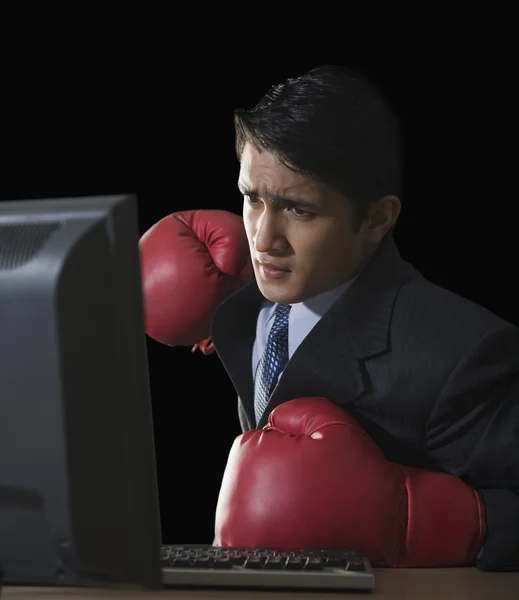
[1,32,516,546]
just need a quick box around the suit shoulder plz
[394,274,517,346]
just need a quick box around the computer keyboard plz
[160,544,375,591]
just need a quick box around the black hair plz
[234,65,402,224]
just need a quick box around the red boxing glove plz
[139,209,253,353]
[214,397,486,567]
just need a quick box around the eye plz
[244,195,261,206]
[290,207,314,219]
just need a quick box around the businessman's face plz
[239,143,399,304]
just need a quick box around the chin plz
[256,281,301,305]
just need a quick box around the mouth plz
[257,260,291,280]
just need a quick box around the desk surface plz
[2,568,519,600]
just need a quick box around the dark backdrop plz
[1,48,516,546]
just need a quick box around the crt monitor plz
[0,194,163,589]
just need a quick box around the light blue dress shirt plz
[252,277,357,383]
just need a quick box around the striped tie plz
[253,303,292,425]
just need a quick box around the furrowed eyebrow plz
[237,184,318,210]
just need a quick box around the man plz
[207,65,519,570]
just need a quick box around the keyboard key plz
[171,556,191,568]
[229,551,246,566]
[213,557,232,569]
[264,556,286,569]
[285,557,305,570]
[325,556,348,568]
[244,556,265,569]
[346,560,367,572]
[306,557,324,570]
[193,556,212,568]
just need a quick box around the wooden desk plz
[2,568,519,600]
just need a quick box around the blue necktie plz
[254,303,292,425]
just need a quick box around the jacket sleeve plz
[424,323,519,571]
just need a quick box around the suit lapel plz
[210,280,264,428]
[211,235,418,429]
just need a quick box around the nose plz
[253,207,288,254]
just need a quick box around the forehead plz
[239,143,327,196]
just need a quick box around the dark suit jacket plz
[210,234,519,571]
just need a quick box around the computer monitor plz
[0,194,163,589]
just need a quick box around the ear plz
[363,195,401,242]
